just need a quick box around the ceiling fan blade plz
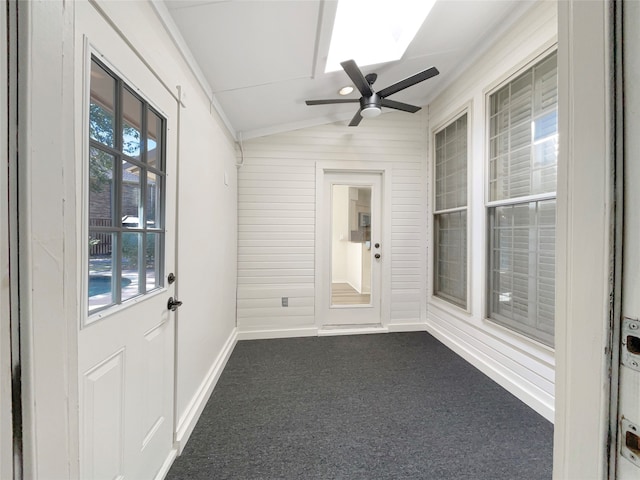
[377,66,440,98]
[381,98,421,113]
[349,109,363,127]
[340,60,373,97]
[306,99,360,105]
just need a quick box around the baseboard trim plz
[387,322,427,333]
[425,321,554,422]
[174,327,238,453]
[154,448,177,480]
[236,327,318,340]
[318,326,388,336]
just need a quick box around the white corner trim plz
[175,327,238,453]
[236,327,318,341]
[147,0,237,140]
[425,320,555,422]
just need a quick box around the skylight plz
[325,0,436,73]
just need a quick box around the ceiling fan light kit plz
[306,59,439,126]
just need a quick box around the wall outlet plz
[281,297,288,307]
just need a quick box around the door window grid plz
[88,57,166,315]
[433,113,468,308]
[487,51,557,346]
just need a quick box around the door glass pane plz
[89,147,114,227]
[330,185,372,306]
[146,232,161,292]
[89,61,116,148]
[122,160,142,228]
[122,88,142,160]
[147,110,162,169]
[121,232,141,301]
[146,172,161,228]
[89,231,115,312]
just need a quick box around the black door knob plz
[374,253,381,259]
[374,243,380,248]
[167,297,183,311]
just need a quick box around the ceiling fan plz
[305,59,439,126]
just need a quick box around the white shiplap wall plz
[238,112,428,336]
[425,0,557,421]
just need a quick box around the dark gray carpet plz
[166,332,553,480]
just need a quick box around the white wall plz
[21,0,238,476]
[237,113,428,336]
[424,0,557,421]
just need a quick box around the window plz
[487,51,557,346]
[433,113,468,308]
[88,57,166,314]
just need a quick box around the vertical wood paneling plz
[238,112,427,331]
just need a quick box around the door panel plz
[321,172,382,326]
[77,3,178,479]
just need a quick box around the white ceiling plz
[163,0,535,139]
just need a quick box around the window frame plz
[85,54,168,322]
[484,48,558,347]
[431,106,471,312]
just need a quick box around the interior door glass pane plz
[330,185,372,307]
[89,61,116,148]
[121,160,142,228]
[147,110,162,169]
[89,231,115,312]
[146,233,161,292]
[146,172,161,228]
[121,232,141,301]
[89,147,114,227]
[122,88,142,160]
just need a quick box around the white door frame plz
[1,1,15,478]
[554,1,615,478]
[315,162,392,331]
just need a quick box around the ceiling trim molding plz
[148,0,238,140]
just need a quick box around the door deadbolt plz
[167,297,183,312]
[374,243,380,248]
[167,273,176,284]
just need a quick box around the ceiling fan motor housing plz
[360,93,382,117]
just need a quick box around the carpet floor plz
[166,332,553,479]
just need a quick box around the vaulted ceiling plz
[162,0,535,139]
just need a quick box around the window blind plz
[434,113,467,308]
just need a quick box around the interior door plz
[320,172,382,326]
[77,4,178,479]
[617,2,640,478]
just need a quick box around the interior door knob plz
[167,297,183,312]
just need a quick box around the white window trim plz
[82,42,169,328]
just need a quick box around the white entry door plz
[319,172,382,326]
[77,4,178,479]
[617,2,640,478]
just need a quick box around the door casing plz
[314,163,392,331]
